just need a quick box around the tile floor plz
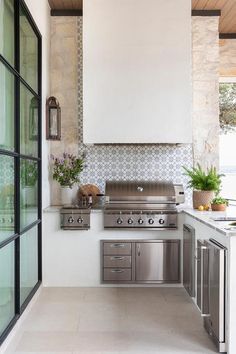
[2,287,217,354]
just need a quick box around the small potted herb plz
[211,196,229,212]
[51,153,84,205]
[183,164,223,209]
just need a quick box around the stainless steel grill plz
[104,181,185,230]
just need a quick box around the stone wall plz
[192,16,220,170]
[50,17,79,205]
[220,39,236,77]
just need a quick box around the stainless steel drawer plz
[104,255,131,268]
[103,268,132,281]
[103,242,131,255]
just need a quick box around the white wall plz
[83,0,192,144]
[24,0,51,208]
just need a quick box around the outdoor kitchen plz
[1,0,236,353]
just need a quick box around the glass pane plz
[0,241,15,336]
[20,5,38,93]
[20,159,38,230]
[0,0,14,66]
[20,83,38,157]
[20,226,38,306]
[0,62,15,151]
[0,155,14,243]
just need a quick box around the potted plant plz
[51,153,84,205]
[183,164,223,209]
[211,196,229,212]
[21,160,38,206]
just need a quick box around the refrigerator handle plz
[201,245,210,317]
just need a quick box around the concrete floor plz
[2,287,217,353]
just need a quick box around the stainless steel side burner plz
[60,206,91,230]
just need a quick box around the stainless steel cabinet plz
[101,239,180,284]
[102,241,132,283]
[196,239,226,353]
[183,224,195,297]
[135,240,180,282]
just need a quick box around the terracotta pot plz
[211,203,227,212]
[192,190,215,209]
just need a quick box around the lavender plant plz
[51,153,84,188]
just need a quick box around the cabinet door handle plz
[111,256,124,260]
[137,244,141,256]
[111,243,125,248]
[111,269,124,273]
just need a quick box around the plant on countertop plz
[211,195,229,211]
[183,164,225,209]
[51,153,84,188]
[211,196,229,206]
[183,164,223,193]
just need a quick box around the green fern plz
[183,164,223,193]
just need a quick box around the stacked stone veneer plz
[192,16,220,170]
[50,17,79,205]
[220,39,236,77]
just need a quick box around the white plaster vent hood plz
[83,0,192,144]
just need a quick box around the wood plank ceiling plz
[192,0,236,33]
[48,0,82,10]
[48,0,236,33]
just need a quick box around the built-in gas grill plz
[104,181,185,230]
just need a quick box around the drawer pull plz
[111,256,125,260]
[111,269,124,273]
[111,243,125,248]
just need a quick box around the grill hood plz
[105,181,184,205]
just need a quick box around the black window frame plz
[0,0,42,344]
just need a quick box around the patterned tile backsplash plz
[77,18,193,203]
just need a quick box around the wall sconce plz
[46,96,61,140]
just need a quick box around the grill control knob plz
[138,218,144,225]
[148,218,154,225]
[128,218,133,224]
[68,216,74,224]
[159,219,165,225]
[77,217,84,224]
[117,218,123,225]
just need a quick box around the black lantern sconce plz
[46,96,61,140]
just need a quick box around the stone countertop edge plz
[43,206,103,213]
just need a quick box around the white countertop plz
[182,206,236,236]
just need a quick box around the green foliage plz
[211,196,229,206]
[21,160,38,187]
[183,164,223,193]
[51,153,84,188]
[220,83,236,134]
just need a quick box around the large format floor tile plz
[2,287,217,354]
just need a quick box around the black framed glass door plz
[0,0,41,343]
